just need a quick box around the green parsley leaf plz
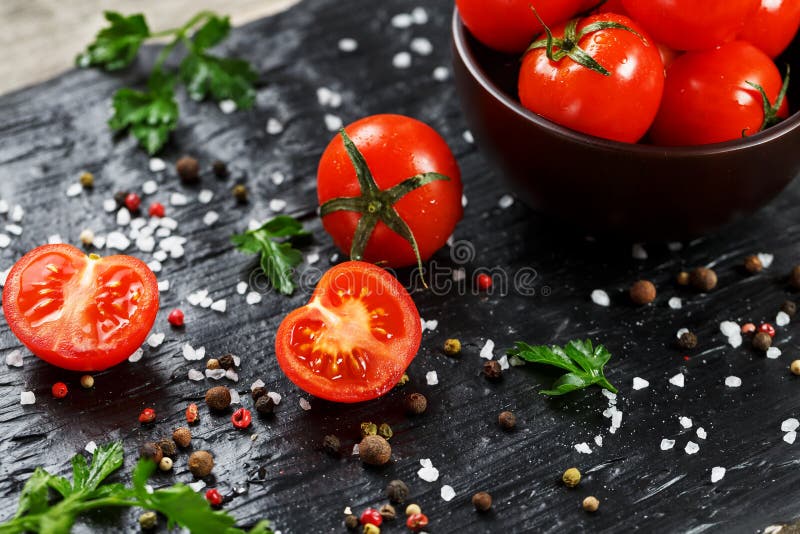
[108,71,179,154]
[508,339,618,396]
[76,11,150,70]
[231,216,309,296]
[180,52,257,108]
[76,441,124,492]
[191,15,232,52]
[12,468,51,520]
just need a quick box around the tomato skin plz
[2,244,159,371]
[594,0,679,68]
[649,41,789,147]
[518,14,664,143]
[621,0,759,51]
[739,0,800,58]
[275,261,421,403]
[456,0,584,54]
[317,115,462,269]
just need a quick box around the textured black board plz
[1,0,800,532]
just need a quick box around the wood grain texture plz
[0,0,799,532]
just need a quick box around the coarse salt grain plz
[200,297,213,308]
[767,347,782,359]
[594,435,603,447]
[720,321,742,348]
[157,280,169,292]
[392,51,412,69]
[574,442,592,454]
[85,441,97,454]
[270,171,286,185]
[128,348,143,362]
[632,243,648,260]
[498,194,514,209]
[149,158,166,172]
[711,466,726,483]
[480,339,495,359]
[116,207,131,226]
[6,349,23,367]
[324,114,343,131]
[226,368,239,382]
[246,292,262,305]
[410,37,433,56]
[338,37,358,52]
[266,118,284,134]
[685,441,700,455]
[591,289,610,307]
[660,439,675,451]
[10,205,23,222]
[784,431,797,444]
[269,199,287,212]
[235,282,248,295]
[183,344,205,361]
[219,99,236,114]
[188,480,206,492]
[601,388,617,401]
[425,371,438,386]
[20,391,35,405]
[433,66,449,81]
[267,391,282,405]
[92,235,105,249]
[206,369,226,380]
[160,217,178,230]
[5,224,21,236]
[757,253,774,268]
[696,427,707,440]
[299,398,311,410]
[669,373,685,388]
[188,369,204,381]
[632,377,649,390]
[0,200,7,214]
[668,297,682,310]
[391,13,413,28]
[147,333,165,347]
[187,289,208,306]
[725,376,742,387]
[170,193,188,206]
[0,234,9,249]
[777,311,791,327]
[211,300,227,313]
[441,485,456,501]
[679,416,693,429]
[198,190,214,204]
[66,183,82,197]
[497,355,510,370]
[136,235,155,253]
[251,379,265,391]
[48,235,63,244]
[103,199,117,212]
[107,232,130,250]
[782,418,799,432]
[142,180,158,194]
[417,459,439,482]
[676,327,689,338]
[147,261,161,273]
[412,6,428,24]
[307,252,320,264]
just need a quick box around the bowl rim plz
[451,8,800,156]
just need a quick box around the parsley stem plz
[152,10,216,70]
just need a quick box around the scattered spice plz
[406,512,429,532]
[79,172,95,188]
[386,480,409,503]
[212,160,229,178]
[185,403,199,424]
[790,265,800,289]
[363,525,380,534]
[148,202,165,218]
[690,267,718,292]
[206,358,220,370]
[476,273,492,291]
[582,496,600,512]
[744,255,763,273]
[361,422,377,438]
[759,323,776,337]
[360,508,383,527]
[80,375,94,389]
[358,435,391,466]
[138,408,156,424]
[251,386,267,401]
[677,331,698,350]
[51,382,68,399]
[676,271,690,286]
[396,373,410,387]
[231,407,252,429]
[156,438,177,459]
[138,511,157,530]
[782,300,798,317]
[405,504,421,516]
[176,156,200,183]
[378,423,393,440]
[404,393,427,415]
[139,442,163,464]
[741,323,757,334]
[629,280,656,305]
[233,184,248,203]
[471,491,492,512]
[443,338,462,357]
[205,488,223,507]
[218,353,236,369]
[188,450,214,478]
[205,386,232,412]
[114,190,129,207]
[255,395,276,415]
[483,360,502,381]
[172,427,192,448]
[168,309,185,327]
[562,467,581,488]
[498,410,516,431]
[344,514,359,529]
[158,457,173,472]
[124,193,141,213]
[322,434,340,456]
[379,504,396,521]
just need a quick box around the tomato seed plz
[231,407,252,429]
[205,488,223,507]
[759,323,776,337]
[139,408,156,424]
[476,273,492,291]
[148,202,165,218]
[124,193,141,213]
[168,309,184,327]
[51,382,68,399]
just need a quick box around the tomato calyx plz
[746,65,791,133]
[526,9,645,76]
[319,129,450,278]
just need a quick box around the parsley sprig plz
[0,442,271,533]
[231,216,310,296]
[77,11,258,154]
[508,339,618,396]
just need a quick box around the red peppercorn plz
[231,407,252,429]
[124,192,141,213]
[360,508,383,527]
[741,323,756,334]
[759,323,776,337]
[51,382,68,399]
[139,408,156,424]
[476,273,492,291]
[148,202,165,218]
[406,512,429,532]
[205,488,223,507]
[186,403,199,424]
[168,309,184,327]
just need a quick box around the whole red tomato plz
[595,0,679,67]
[275,261,421,403]
[456,0,584,54]
[518,13,664,143]
[739,0,800,58]
[2,244,159,371]
[621,0,759,51]
[317,114,462,270]
[650,41,789,146]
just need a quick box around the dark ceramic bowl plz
[451,10,800,240]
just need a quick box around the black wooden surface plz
[1,1,800,532]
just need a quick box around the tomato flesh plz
[2,244,159,371]
[276,261,421,403]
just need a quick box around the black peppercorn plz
[677,331,698,350]
[176,156,200,183]
[690,267,718,292]
[744,255,763,274]
[156,437,177,459]
[753,332,772,352]
[403,392,427,415]
[212,160,229,178]
[114,190,129,207]
[255,395,275,416]
[251,386,267,401]
[386,479,409,503]
[322,434,340,456]
[233,184,248,203]
[344,514,359,529]
[139,442,163,464]
[483,360,502,381]
[218,353,235,369]
[498,410,516,430]
[790,265,800,290]
[781,300,797,317]
[379,504,397,521]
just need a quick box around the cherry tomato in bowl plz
[739,0,800,58]
[2,244,159,371]
[275,261,421,403]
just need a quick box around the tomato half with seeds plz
[2,244,159,371]
[275,261,421,403]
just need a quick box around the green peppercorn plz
[79,172,94,188]
[386,479,409,503]
[212,160,229,178]
[396,373,410,387]
[562,467,581,488]
[322,434,340,456]
[344,514,359,529]
[443,338,462,356]
[360,422,378,437]
[139,511,157,530]
[378,423,393,440]
[233,184,248,202]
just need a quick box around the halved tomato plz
[2,244,159,371]
[275,261,421,403]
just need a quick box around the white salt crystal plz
[410,37,433,56]
[461,194,468,207]
[170,193,188,206]
[147,333,165,347]
[0,200,8,214]
[307,252,320,265]
[676,327,689,338]
[575,442,592,454]
[130,218,147,230]
[781,418,799,432]
[391,13,413,28]
[147,261,161,273]
[200,297,213,308]
[206,369,226,380]
[411,6,428,24]
[767,347,782,359]
[116,207,131,226]
[632,377,649,390]
[632,243,648,260]
[269,199,287,212]
[149,158,166,172]
[424,319,438,331]
[155,228,171,238]
[198,189,214,204]
[338,38,358,52]
[417,459,439,482]
[611,410,623,430]
[594,435,603,447]
[10,205,23,222]
[85,441,97,454]
[679,416,693,429]
[757,253,774,268]
[66,183,82,197]
[187,289,208,306]
[299,398,311,410]
[696,427,707,440]
[246,292,262,305]
[667,242,683,251]
[5,349,22,367]
[153,250,167,262]
[425,371,438,386]
[441,485,456,501]
[720,321,740,337]
[229,389,241,404]
[251,379,265,391]
[106,231,130,250]
[392,51,412,69]
[685,441,700,455]
[462,130,474,144]
[236,282,248,295]
[183,344,203,361]
[324,114,343,131]
[711,466,726,483]
[92,235,106,249]
[660,439,675,450]
[266,118,284,134]
[601,388,617,401]
[267,391,282,405]
[20,391,35,405]
[136,235,155,253]
[157,280,169,292]
[777,311,790,327]
[480,339,495,360]
[211,300,227,313]
[160,217,179,230]
[0,267,9,286]
[142,180,158,194]
[103,198,117,212]
[497,355,510,370]
[128,348,143,362]
[5,225,21,236]
[0,234,10,248]
[725,376,742,387]
[784,431,797,444]
[498,195,514,209]
[188,480,206,492]
[433,66,449,81]
[270,171,285,185]
[219,99,236,114]
[591,289,610,307]
[188,369,204,381]
[48,235,63,244]
[669,373,685,388]
[668,297,682,310]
